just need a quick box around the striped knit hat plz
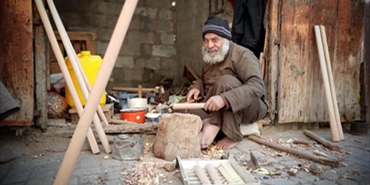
[202,15,231,40]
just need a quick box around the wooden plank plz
[33,1,48,130]
[0,120,32,127]
[278,0,317,123]
[265,0,280,123]
[103,121,157,134]
[0,0,34,126]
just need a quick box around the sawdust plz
[121,161,160,185]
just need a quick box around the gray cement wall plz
[52,0,233,89]
[53,0,177,90]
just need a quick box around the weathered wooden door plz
[0,0,34,126]
[266,0,364,124]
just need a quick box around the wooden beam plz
[34,2,48,131]
[103,122,157,134]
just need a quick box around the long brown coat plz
[190,42,267,142]
[193,42,266,115]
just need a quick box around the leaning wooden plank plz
[52,0,138,183]
[314,25,340,142]
[194,164,211,185]
[319,25,344,140]
[50,0,111,154]
[35,0,100,155]
[221,162,245,184]
[218,165,236,183]
[205,163,223,185]
[303,130,341,151]
[248,135,339,167]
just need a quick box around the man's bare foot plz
[215,137,238,150]
[201,118,220,149]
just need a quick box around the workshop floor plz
[0,122,369,185]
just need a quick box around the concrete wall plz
[53,0,176,90]
[175,0,233,82]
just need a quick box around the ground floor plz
[0,121,369,185]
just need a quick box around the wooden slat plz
[0,0,34,126]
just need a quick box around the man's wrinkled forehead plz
[203,33,223,40]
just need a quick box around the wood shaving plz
[121,161,161,185]
[201,145,226,159]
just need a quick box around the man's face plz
[203,33,224,57]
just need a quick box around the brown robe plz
[191,42,267,142]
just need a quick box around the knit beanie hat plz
[202,15,231,40]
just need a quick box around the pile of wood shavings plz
[202,144,226,159]
[121,161,161,185]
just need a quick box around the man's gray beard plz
[202,39,230,65]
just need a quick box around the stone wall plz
[53,0,176,90]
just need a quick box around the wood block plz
[152,113,202,161]
[69,103,113,124]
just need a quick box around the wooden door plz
[268,0,364,123]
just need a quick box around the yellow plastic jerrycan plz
[65,51,106,108]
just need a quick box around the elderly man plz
[187,15,267,150]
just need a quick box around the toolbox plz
[176,155,260,185]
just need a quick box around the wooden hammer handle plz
[172,103,205,110]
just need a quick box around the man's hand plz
[187,88,200,102]
[204,95,225,112]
